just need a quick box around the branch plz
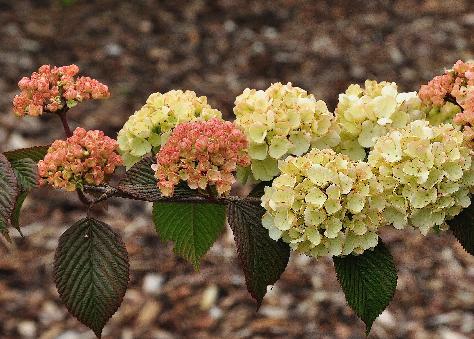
[83,184,262,205]
[77,189,93,205]
[444,94,463,111]
[56,108,72,137]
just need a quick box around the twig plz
[56,107,72,137]
[77,190,93,205]
[445,94,464,111]
[83,184,262,205]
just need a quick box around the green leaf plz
[447,204,474,255]
[7,157,41,234]
[227,199,290,307]
[11,158,39,191]
[152,202,226,269]
[0,154,19,236]
[4,145,50,163]
[11,191,27,234]
[333,241,397,335]
[54,217,129,337]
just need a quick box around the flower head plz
[38,127,122,191]
[419,60,474,145]
[261,148,384,258]
[117,90,222,168]
[154,118,250,196]
[335,80,423,161]
[13,64,110,117]
[419,73,454,107]
[234,82,336,181]
[368,120,474,235]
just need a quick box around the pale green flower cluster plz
[335,80,424,161]
[424,101,462,126]
[261,148,384,259]
[368,120,474,235]
[234,82,337,181]
[117,90,222,168]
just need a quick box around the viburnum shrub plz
[1,62,474,337]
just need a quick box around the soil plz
[0,1,473,338]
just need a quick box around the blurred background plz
[0,0,474,338]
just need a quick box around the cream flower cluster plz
[109,63,474,259]
[335,80,423,161]
[117,90,222,168]
[368,120,474,235]
[261,148,384,259]
[234,82,336,181]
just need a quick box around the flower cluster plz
[234,82,336,181]
[38,128,123,191]
[335,80,423,161]
[261,148,384,258]
[368,120,474,235]
[419,73,455,108]
[13,64,110,117]
[153,118,250,196]
[117,90,222,168]
[419,60,474,144]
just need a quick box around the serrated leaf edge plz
[333,241,397,336]
[227,199,290,308]
[54,217,130,337]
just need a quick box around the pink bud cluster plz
[419,60,474,145]
[154,118,250,196]
[38,127,123,191]
[418,72,454,106]
[13,64,110,117]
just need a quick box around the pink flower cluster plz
[419,72,454,106]
[38,127,123,191]
[154,118,250,196]
[419,60,474,145]
[13,64,110,117]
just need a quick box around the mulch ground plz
[0,1,473,338]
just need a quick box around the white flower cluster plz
[335,80,423,161]
[368,120,474,235]
[234,82,337,181]
[117,90,221,168]
[261,148,384,258]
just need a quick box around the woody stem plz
[56,107,72,137]
[83,184,261,205]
